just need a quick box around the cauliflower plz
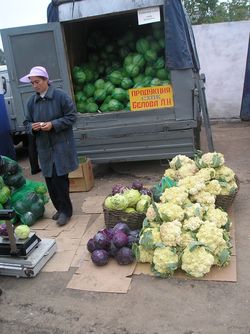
[158,202,185,222]
[196,152,225,168]
[169,155,194,170]
[191,190,216,206]
[146,204,159,222]
[204,179,221,195]
[219,179,238,195]
[133,244,154,263]
[195,167,216,182]
[152,246,179,277]
[204,207,229,228]
[183,216,203,231]
[160,186,189,206]
[215,165,235,183]
[183,202,205,219]
[181,243,214,278]
[176,163,199,179]
[160,220,182,247]
[139,227,162,250]
[178,175,206,195]
[196,222,228,255]
[179,230,196,248]
[164,168,177,180]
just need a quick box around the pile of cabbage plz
[134,151,238,278]
[87,222,140,266]
[104,180,152,214]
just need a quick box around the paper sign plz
[137,6,161,25]
[129,85,174,111]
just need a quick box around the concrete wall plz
[193,21,250,119]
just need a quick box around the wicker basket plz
[215,176,240,211]
[103,204,145,230]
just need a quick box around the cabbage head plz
[123,189,141,207]
[109,194,128,211]
[15,225,30,239]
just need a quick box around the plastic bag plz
[11,179,49,226]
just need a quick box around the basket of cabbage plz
[103,181,152,230]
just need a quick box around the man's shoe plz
[52,212,60,220]
[56,213,70,226]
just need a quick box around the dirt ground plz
[0,121,250,334]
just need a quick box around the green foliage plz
[183,0,250,24]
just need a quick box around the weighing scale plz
[0,209,56,278]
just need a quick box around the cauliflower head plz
[178,175,206,195]
[183,202,205,219]
[176,163,199,180]
[204,179,221,195]
[196,167,216,182]
[164,168,177,180]
[160,186,189,206]
[219,179,238,196]
[196,222,228,255]
[197,152,225,169]
[204,207,229,228]
[179,230,196,248]
[169,155,194,170]
[181,244,214,278]
[215,165,235,183]
[139,227,162,250]
[152,246,179,277]
[160,220,182,247]
[133,244,154,264]
[158,202,185,222]
[191,190,216,206]
[183,216,203,231]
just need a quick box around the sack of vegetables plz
[103,180,152,230]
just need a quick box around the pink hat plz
[19,66,50,83]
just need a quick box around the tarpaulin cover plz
[164,0,200,70]
[0,94,16,160]
[240,34,250,121]
[47,0,200,70]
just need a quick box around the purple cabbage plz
[112,184,125,195]
[140,188,152,196]
[99,228,114,240]
[87,238,96,253]
[93,231,111,250]
[113,222,130,235]
[131,180,143,191]
[112,231,129,248]
[91,249,109,266]
[108,241,119,257]
[0,223,8,237]
[115,247,134,265]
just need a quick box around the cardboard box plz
[69,159,94,192]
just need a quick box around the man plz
[20,66,78,226]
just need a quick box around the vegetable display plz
[72,22,170,114]
[133,151,238,278]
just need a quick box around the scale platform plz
[0,233,41,257]
[0,238,57,277]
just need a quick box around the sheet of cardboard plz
[42,250,76,272]
[81,195,106,214]
[67,259,136,293]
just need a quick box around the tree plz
[0,49,5,65]
[183,0,250,24]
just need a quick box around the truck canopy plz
[47,0,200,71]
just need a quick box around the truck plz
[1,0,213,163]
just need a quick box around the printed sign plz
[129,85,174,111]
[137,6,161,25]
